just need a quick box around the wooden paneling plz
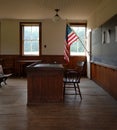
[0,55,18,74]
[91,62,117,100]
[0,55,87,76]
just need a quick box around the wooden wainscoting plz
[91,62,117,100]
[0,55,18,74]
[0,55,87,77]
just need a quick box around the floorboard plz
[0,78,117,130]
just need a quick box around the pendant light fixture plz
[53,9,61,22]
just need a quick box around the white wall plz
[0,19,19,54]
[87,0,117,29]
[42,19,66,55]
[0,19,66,55]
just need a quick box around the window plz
[20,22,41,56]
[70,23,86,56]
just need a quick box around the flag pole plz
[78,37,91,56]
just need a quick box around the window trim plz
[20,22,42,56]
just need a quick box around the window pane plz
[23,25,39,56]
[31,26,39,40]
[70,26,86,55]
[24,41,30,52]
[24,41,39,55]
[24,27,32,40]
[31,41,39,52]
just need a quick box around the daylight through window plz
[70,24,86,56]
[20,22,41,56]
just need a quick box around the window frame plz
[69,23,87,56]
[20,22,42,56]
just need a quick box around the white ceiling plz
[0,0,103,20]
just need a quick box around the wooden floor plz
[0,78,117,130]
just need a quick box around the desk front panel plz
[27,65,64,104]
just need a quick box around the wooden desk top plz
[27,63,64,72]
[34,63,63,68]
[17,60,41,63]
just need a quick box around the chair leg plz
[73,83,77,94]
[76,83,82,100]
[0,82,2,87]
[0,79,3,87]
[63,83,65,95]
[3,78,7,85]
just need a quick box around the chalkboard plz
[91,14,117,66]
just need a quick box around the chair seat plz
[63,77,80,83]
[64,70,80,82]
[3,73,12,78]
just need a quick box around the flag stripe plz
[68,34,78,46]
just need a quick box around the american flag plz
[64,24,79,63]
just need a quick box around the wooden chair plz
[63,61,85,99]
[0,65,12,87]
